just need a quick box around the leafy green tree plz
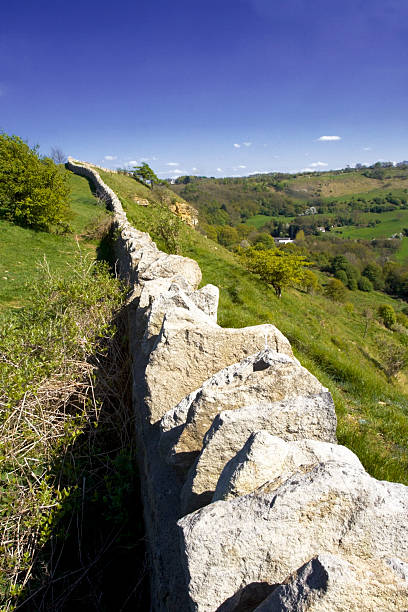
[132,162,160,189]
[0,133,70,232]
[378,304,396,329]
[302,269,320,294]
[362,263,384,290]
[325,278,347,302]
[358,276,373,292]
[241,247,310,298]
[335,269,348,285]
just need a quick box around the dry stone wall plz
[68,158,408,611]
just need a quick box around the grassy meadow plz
[0,172,111,313]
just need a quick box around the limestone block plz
[146,323,292,424]
[169,350,327,474]
[178,461,408,611]
[138,252,202,289]
[254,553,408,612]
[212,432,361,506]
[180,401,339,514]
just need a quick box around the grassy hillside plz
[0,171,111,312]
[101,169,408,486]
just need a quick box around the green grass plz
[246,213,295,228]
[0,171,111,312]
[333,209,408,240]
[100,169,408,485]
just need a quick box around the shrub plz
[301,269,320,294]
[358,276,373,292]
[378,304,396,329]
[325,278,347,302]
[396,312,408,328]
[335,269,348,285]
[0,133,71,232]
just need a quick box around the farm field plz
[333,209,408,239]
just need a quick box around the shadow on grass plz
[16,306,150,612]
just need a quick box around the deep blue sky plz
[1,0,407,177]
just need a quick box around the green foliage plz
[0,251,124,607]
[363,262,384,290]
[0,133,71,232]
[241,247,310,297]
[358,276,373,292]
[335,269,348,285]
[325,278,347,302]
[132,162,160,189]
[377,338,408,382]
[301,269,320,294]
[378,304,396,329]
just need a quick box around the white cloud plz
[104,155,117,161]
[192,167,198,171]
[173,169,183,174]
[216,167,223,172]
[300,167,316,172]
[317,135,341,141]
[243,142,252,147]
[166,162,179,166]
[233,143,241,148]
[310,161,328,167]
[238,165,246,168]
[363,147,372,151]
[127,160,138,165]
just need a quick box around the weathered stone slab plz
[181,425,351,515]
[212,432,359,504]
[254,553,408,612]
[146,327,292,424]
[169,350,327,474]
[178,461,408,611]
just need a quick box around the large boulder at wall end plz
[211,431,360,505]
[145,323,293,424]
[254,553,408,612]
[167,350,328,475]
[181,425,351,515]
[178,461,408,612]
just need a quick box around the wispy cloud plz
[216,167,223,172]
[104,155,117,161]
[166,162,179,166]
[234,141,252,148]
[243,142,252,147]
[300,167,315,172]
[317,135,341,141]
[238,164,246,168]
[233,143,241,148]
[363,147,372,151]
[127,160,138,165]
[192,167,198,171]
[310,161,328,167]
